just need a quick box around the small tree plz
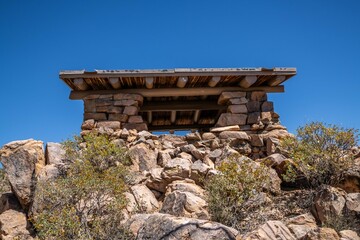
[205,156,271,231]
[281,122,358,188]
[32,133,133,240]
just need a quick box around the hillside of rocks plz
[0,125,359,240]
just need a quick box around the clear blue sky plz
[1,0,360,146]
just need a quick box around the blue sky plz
[1,0,360,146]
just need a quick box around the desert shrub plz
[281,122,358,188]
[322,210,360,234]
[205,156,271,231]
[32,133,133,240]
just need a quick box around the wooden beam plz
[145,77,154,89]
[69,86,284,100]
[177,77,188,88]
[73,78,89,90]
[193,110,200,123]
[147,111,152,124]
[208,76,221,87]
[109,77,121,89]
[267,76,286,86]
[238,76,257,88]
[149,124,213,131]
[170,111,176,123]
[139,100,226,112]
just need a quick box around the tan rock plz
[250,134,264,147]
[261,101,274,112]
[210,125,240,132]
[123,106,139,115]
[130,185,159,212]
[218,91,246,104]
[129,143,157,171]
[243,220,296,240]
[229,97,248,105]
[250,91,267,101]
[345,193,360,213]
[128,115,144,123]
[146,167,170,193]
[108,113,128,122]
[45,142,65,165]
[228,105,248,114]
[216,113,247,127]
[96,121,121,130]
[81,119,95,130]
[247,112,261,124]
[162,157,192,181]
[306,227,340,240]
[0,139,45,210]
[286,213,318,239]
[0,209,33,240]
[339,230,360,240]
[202,132,216,140]
[84,112,107,121]
[123,123,148,131]
[84,99,96,112]
[219,131,250,140]
[114,99,139,107]
[113,93,143,104]
[96,105,122,113]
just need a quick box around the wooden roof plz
[60,67,296,131]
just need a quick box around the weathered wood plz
[267,76,286,86]
[238,76,257,88]
[145,77,154,89]
[193,110,200,123]
[170,111,176,123]
[73,78,89,90]
[139,100,226,112]
[208,76,221,87]
[70,86,284,99]
[109,77,121,89]
[177,77,188,88]
[149,124,213,131]
[147,111,152,124]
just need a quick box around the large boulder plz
[130,184,159,212]
[0,139,45,209]
[126,213,240,240]
[145,167,170,193]
[45,142,66,165]
[286,213,318,239]
[242,220,296,240]
[305,227,340,240]
[129,142,158,171]
[162,157,192,181]
[0,209,34,239]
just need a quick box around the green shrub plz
[32,133,133,240]
[205,156,271,230]
[281,122,358,188]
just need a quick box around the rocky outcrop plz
[242,220,296,240]
[126,213,240,240]
[0,209,33,240]
[0,139,45,209]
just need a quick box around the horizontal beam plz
[69,86,284,100]
[148,124,214,132]
[139,100,226,112]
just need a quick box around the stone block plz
[98,94,113,99]
[114,99,139,107]
[124,106,139,115]
[249,134,264,147]
[84,99,96,113]
[95,99,113,107]
[216,113,247,127]
[108,113,128,122]
[123,123,148,131]
[81,119,95,130]
[261,101,274,112]
[114,93,143,104]
[96,121,121,130]
[210,125,240,132]
[261,112,273,123]
[84,94,100,100]
[246,101,261,113]
[96,106,122,113]
[218,91,246,105]
[128,115,144,123]
[247,112,260,124]
[228,97,248,105]
[227,105,247,114]
[250,91,267,101]
[84,113,107,121]
[219,131,250,140]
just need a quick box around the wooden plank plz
[139,100,226,112]
[147,111,152,124]
[267,76,286,86]
[208,76,221,87]
[170,111,176,123]
[193,110,200,123]
[148,124,213,131]
[73,78,89,90]
[238,76,257,88]
[109,77,121,89]
[145,77,154,89]
[177,77,188,88]
[69,86,284,99]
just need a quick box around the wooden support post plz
[147,111,152,124]
[109,77,121,89]
[145,77,154,89]
[177,77,188,88]
[73,78,89,90]
[193,110,200,123]
[170,111,176,123]
[239,76,258,88]
[208,76,221,87]
[267,76,286,86]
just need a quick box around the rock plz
[339,230,360,240]
[0,193,21,214]
[108,113,128,122]
[250,134,264,147]
[219,131,250,140]
[123,123,148,131]
[161,190,209,219]
[209,149,222,161]
[228,105,248,114]
[146,168,169,193]
[191,148,206,160]
[243,220,296,240]
[216,113,247,127]
[178,152,194,162]
[37,164,60,181]
[312,185,346,224]
[210,125,241,133]
[162,158,192,181]
[45,142,65,165]
[81,119,95,130]
[123,106,139,115]
[305,227,340,240]
[345,193,360,213]
[337,165,360,193]
[218,91,246,105]
[202,132,216,140]
[124,192,138,213]
[0,139,45,210]
[190,160,211,183]
[0,209,34,239]
[126,213,239,240]
[158,150,172,167]
[262,129,292,140]
[130,185,159,212]
[84,112,107,121]
[166,180,206,199]
[186,132,202,141]
[250,91,267,101]
[247,112,261,125]
[129,143,158,171]
[286,213,318,239]
[261,101,274,112]
[229,97,248,105]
